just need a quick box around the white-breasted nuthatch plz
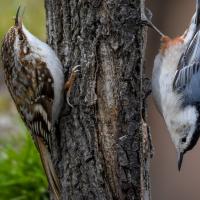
[144,0,200,170]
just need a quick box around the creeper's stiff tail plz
[36,136,61,200]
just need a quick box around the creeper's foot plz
[65,65,80,108]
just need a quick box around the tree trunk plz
[44,0,152,199]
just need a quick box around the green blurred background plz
[0,0,45,39]
[0,0,48,199]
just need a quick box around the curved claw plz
[67,95,74,108]
[72,65,80,72]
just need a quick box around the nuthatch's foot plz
[141,8,165,37]
[65,65,80,108]
[141,8,152,27]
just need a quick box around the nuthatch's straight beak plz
[178,151,184,171]
[15,6,21,26]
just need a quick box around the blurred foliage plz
[0,121,48,200]
[0,0,46,42]
[0,94,12,112]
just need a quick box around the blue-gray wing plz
[173,31,200,106]
[177,30,200,70]
[173,62,200,106]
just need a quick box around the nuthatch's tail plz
[36,136,61,200]
[194,0,200,31]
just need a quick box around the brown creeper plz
[1,7,79,200]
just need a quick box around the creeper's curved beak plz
[15,6,21,26]
[15,6,25,27]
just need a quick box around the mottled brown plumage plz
[1,7,79,200]
[1,8,79,200]
[2,12,54,150]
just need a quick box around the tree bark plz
[44,0,152,199]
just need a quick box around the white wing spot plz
[34,104,51,131]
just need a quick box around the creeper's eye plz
[19,35,23,40]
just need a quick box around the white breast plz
[152,43,197,146]
[22,25,64,124]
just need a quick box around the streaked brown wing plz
[5,59,54,150]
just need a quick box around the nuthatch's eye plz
[182,137,187,143]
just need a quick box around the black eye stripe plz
[182,137,187,143]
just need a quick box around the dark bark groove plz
[45,0,152,199]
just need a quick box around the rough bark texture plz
[45,0,152,199]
